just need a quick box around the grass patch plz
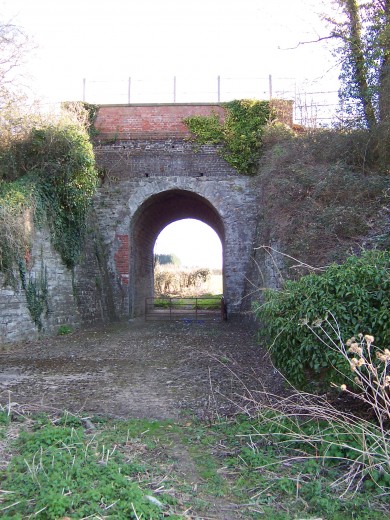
[0,408,388,519]
[153,296,222,311]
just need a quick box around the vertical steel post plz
[128,77,131,104]
[217,75,221,102]
[83,78,86,102]
[173,76,177,103]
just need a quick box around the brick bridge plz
[92,102,291,319]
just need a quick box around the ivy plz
[0,117,98,325]
[19,259,48,330]
[0,122,98,270]
[184,99,272,174]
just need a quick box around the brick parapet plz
[94,103,226,141]
[94,101,294,142]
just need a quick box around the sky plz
[1,0,341,268]
[1,0,339,105]
[154,219,222,268]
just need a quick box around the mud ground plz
[0,317,284,419]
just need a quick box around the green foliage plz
[256,249,390,388]
[327,0,389,129]
[19,259,48,330]
[184,99,271,174]
[0,120,98,272]
[186,414,388,518]
[57,324,73,335]
[0,177,36,281]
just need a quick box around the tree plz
[0,19,33,149]
[0,19,30,100]
[327,0,389,130]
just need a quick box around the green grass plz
[0,410,388,519]
[153,296,222,311]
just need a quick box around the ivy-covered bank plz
[0,111,99,332]
[184,99,272,174]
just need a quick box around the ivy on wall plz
[0,111,99,326]
[184,99,272,174]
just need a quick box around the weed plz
[57,324,73,335]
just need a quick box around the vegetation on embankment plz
[255,125,389,271]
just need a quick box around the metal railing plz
[145,296,226,322]
[81,75,340,126]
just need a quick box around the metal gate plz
[145,296,226,322]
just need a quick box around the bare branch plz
[279,34,337,50]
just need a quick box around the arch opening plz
[154,219,223,297]
[129,189,225,317]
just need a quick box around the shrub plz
[256,249,390,388]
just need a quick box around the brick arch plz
[129,189,225,317]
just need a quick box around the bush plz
[256,249,390,388]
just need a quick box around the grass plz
[0,405,388,519]
[153,296,222,311]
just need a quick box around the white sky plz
[2,0,339,105]
[1,0,340,268]
[154,219,222,268]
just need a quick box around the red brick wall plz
[94,104,226,140]
[94,101,294,141]
[114,234,129,285]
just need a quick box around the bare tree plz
[0,20,29,97]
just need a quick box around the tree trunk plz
[378,0,390,124]
[377,0,390,171]
[342,0,378,129]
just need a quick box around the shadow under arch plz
[129,189,225,317]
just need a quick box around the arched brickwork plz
[129,189,225,316]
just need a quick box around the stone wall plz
[0,228,80,344]
[95,174,260,318]
[0,216,113,344]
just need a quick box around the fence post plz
[268,74,273,100]
[173,76,177,103]
[128,77,131,104]
[83,78,86,102]
[217,75,221,102]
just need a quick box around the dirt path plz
[0,318,282,419]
